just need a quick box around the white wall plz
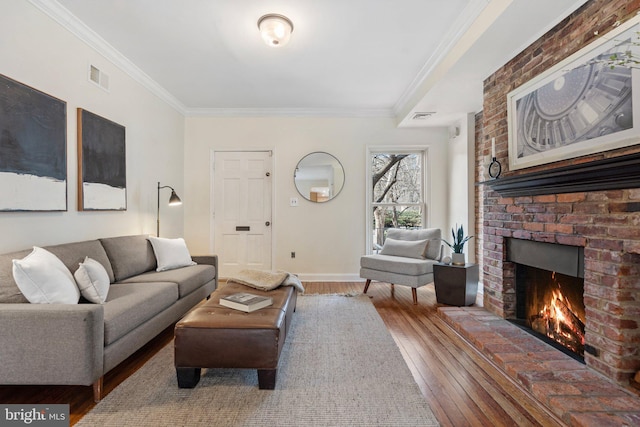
[0,2,185,252]
[1,2,462,274]
[446,113,476,263]
[184,117,449,279]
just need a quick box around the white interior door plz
[213,151,272,278]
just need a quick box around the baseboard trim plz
[295,273,364,282]
[219,274,364,283]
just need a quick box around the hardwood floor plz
[0,282,564,426]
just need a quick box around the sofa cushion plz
[74,257,110,304]
[12,247,80,304]
[44,239,115,284]
[99,235,157,282]
[147,237,196,271]
[386,228,441,260]
[0,248,33,303]
[119,264,215,298]
[360,254,436,276]
[103,282,178,345]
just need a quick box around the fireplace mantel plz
[478,152,640,197]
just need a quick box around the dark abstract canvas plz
[0,74,67,211]
[77,109,126,210]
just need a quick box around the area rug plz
[77,295,439,426]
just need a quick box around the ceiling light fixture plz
[257,13,294,47]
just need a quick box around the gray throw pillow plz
[386,228,441,260]
[379,238,428,259]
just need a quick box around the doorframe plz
[209,149,276,271]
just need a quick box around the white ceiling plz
[36,0,588,126]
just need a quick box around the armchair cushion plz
[360,254,436,276]
[379,238,428,259]
[386,228,441,260]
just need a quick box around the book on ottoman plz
[220,292,273,312]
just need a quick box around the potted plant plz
[442,224,473,265]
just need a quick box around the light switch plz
[290,197,299,207]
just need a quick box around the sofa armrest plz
[0,303,104,386]
[192,255,218,283]
[191,255,217,266]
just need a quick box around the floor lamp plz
[157,182,182,237]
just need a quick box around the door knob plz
[266,172,271,177]
[265,221,271,226]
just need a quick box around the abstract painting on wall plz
[77,108,126,211]
[0,74,67,211]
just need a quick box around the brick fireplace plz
[479,188,640,384]
[477,0,640,386]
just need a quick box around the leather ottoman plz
[174,282,297,389]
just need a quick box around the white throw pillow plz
[12,247,80,304]
[148,237,196,272]
[379,238,429,259]
[74,256,110,304]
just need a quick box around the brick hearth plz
[439,306,640,426]
[477,0,640,385]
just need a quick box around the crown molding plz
[27,1,394,120]
[28,0,187,115]
[185,107,395,118]
[393,0,492,117]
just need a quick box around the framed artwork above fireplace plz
[507,15,640,171]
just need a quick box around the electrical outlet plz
[291,252,296,258]
[290,197,299,207]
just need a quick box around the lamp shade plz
[168,190,182,206]
[258,14,293,47]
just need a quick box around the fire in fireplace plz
[507,238,586,361]
[517,266,585,358]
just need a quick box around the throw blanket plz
[227,269,305,293]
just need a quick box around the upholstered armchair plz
[360,228,442,304]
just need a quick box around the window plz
[368,150,427,253]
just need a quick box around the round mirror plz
[294,152,345,202]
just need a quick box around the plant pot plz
[451,253,466,266]
[433,263,479,306]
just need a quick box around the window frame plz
[365,146,431,255]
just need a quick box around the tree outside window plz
[370,152,425,251]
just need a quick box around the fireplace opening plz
[515,265,585,360]
[506,238,585,362]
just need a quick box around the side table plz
[433,263,479,306]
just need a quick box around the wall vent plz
[88,64,109,91]
[412,112,435,120]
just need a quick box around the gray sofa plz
[0,235,217,401]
